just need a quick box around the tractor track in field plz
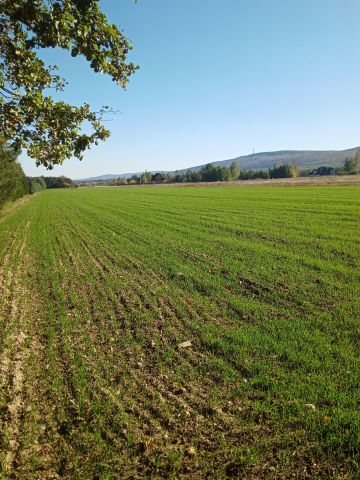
[0,233,22,394]
[0,218,63,478]
[0,223,23,299]
[0,222,29,389]
[0,221,32,476]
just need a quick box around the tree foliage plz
[151,172,165,183]
[140,170,151,184]
[0,0,137,168]
[229,161,240,180]
[343,150,360,175]
[269,163,298,179]
[196,163,230,182]
[44,175,74,188]
[240,169,269,180]
[27,175,46,192]
[0,141,27,208]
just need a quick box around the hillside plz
[76,147,359,182]
[188,147,359,172]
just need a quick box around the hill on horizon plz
[76,146,359,182]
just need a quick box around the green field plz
[0,185,359,479]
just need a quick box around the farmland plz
[0,184,359,479]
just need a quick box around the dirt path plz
[0,222,33,476]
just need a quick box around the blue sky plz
[21,0,360,178]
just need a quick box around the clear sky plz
[21,0,360,179]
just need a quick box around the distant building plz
[311,166,336,176]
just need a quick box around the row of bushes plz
[0,143,74,210]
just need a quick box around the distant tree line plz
[0,143,75,210]
[110,152,360,186]
[103,161,299,186]
[43,176,75,189]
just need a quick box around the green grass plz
[0,184,359,479]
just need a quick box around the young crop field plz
[0,184,359,479]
